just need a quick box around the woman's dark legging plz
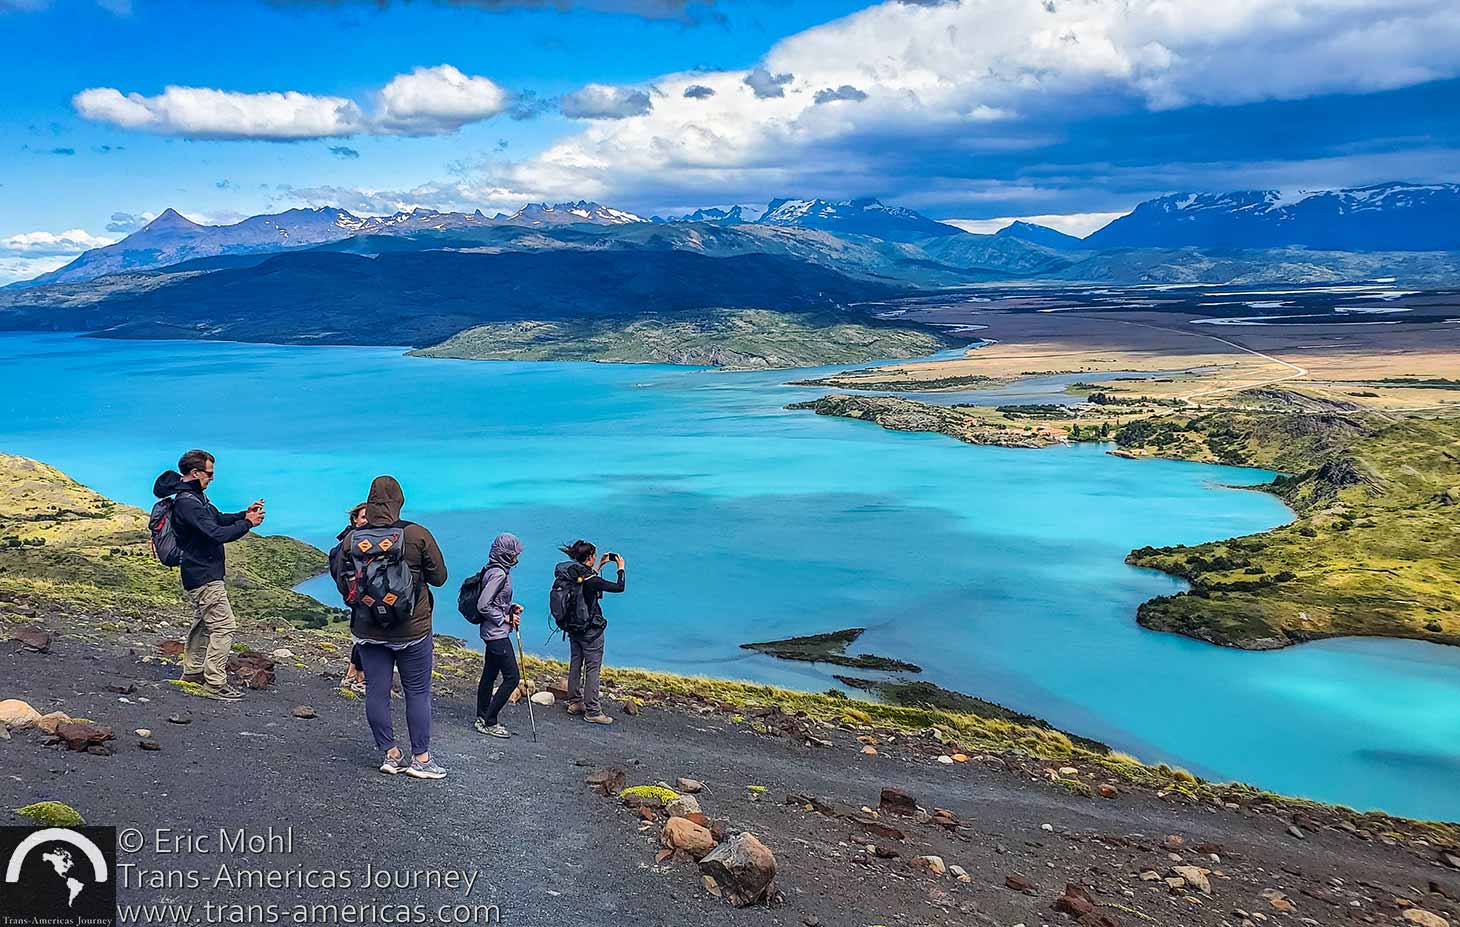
[358,636,433,756]
[476,637,520,726]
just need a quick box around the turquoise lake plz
[4,333,1460,820]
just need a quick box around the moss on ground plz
[15,801,84,826]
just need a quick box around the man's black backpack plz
[147,498,182,567]
[457,567,490,625]
[332,523,417,629]
[549,572,593,639]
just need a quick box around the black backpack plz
[457,567,491,625]
[549,571,593,639]
[148,498,182,567]
[333,523,417,629]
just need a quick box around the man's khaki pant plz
[183,580,237,688]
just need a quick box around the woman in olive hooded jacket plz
[348,476,448,779]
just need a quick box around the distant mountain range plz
[1083,182,1460,251]
[12,181,1460,295]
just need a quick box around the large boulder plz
[661,817,716,860]
[226,650,276,689]
[698,832,777,907]
[0,699,41,730]
[9,627,51,652]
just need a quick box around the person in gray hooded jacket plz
[474,533,524,738]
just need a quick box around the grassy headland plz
[741,627,922,672]
[0,454,338,627]
[1119,412,1460,649]
[412,309,960,370]
[787,392,1460,651]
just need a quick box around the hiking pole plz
[515,627,538,742]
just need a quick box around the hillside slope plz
[0,454,337,627]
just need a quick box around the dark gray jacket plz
[153,470,251,591]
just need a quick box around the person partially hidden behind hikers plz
[552,540,625,725]
[472,533,524,739]
[335,476,449,780]
[152,449,265,701]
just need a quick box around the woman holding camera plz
[554,540,625,725]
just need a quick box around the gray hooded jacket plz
[477,533,523,642]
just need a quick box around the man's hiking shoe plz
[407,758,447,780]
[379,752,411,775]
[197,684,243,701]
[474,718,511,738]
[566,702,584,715]
[179,672,205,685]
[583,713,614,725]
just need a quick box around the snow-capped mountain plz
[994,220,1091,250]
[503,200,645,227]
[1085,182,1460,251]
[652,206,749,225]
[19,201,646,287]
[755,197,963,242]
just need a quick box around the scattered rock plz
[1164,834,1185,850]
[1171,866,1211,894]
[106,682,137,694]
[584,768,626,797]
[1097,784,1119,799]
[698,832,777,907]
[159,640,185,657]
[676,777,704,794]
[226,650,276,689]
[948,864,971,883]
[271,648,295,660]
[1052,883,1119,927]
[0,699,42,730]
[529,691,555,706]
[860,745,878,756]
[167,713,192,725]
[10,626,51,652]
[1402,910,1449,927]
[914,855,946,877]
[1260,888,1296,913]
[936,755,955,765]
[930,808,960,830]
[879,787,918,817]
[54,722,113,753]
[665,795,702,819]
[1287,824,1305,840]
[622,698,640,716]
[701,874,721,898]
[1006,874,1037,894]
[291,706,317,719]
[1443,853,1460,871]
[139,740,161,751]
[850,816,905,843]
[661,817,717,860]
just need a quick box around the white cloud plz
[375,65,510,135]
[559,84,653,119]
[449,0,1460,210]
[74,86,365,140]
[0,255,77,286]
[1,229,116,256]
[74,65,512,140]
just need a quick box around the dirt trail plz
[4,602,1460,927]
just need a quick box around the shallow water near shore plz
[5,333,1460,820]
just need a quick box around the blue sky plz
[3,0,1460,282]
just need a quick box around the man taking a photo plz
[152,449,264,701]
